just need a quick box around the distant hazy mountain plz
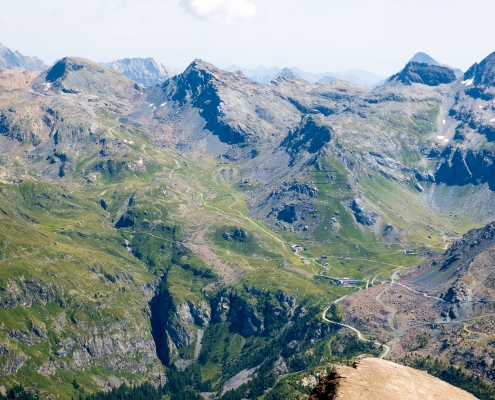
[410,52,463,77]
[102,57,175,86]
[273,67,301,80]
[0,42,47,71]
[226,65,281,83]
[226,65,384,86]
[317,75,338,83]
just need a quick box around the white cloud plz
[180,0,257,24]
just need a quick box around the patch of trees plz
[0,385,36,400]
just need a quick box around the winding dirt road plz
[323,302,391,359]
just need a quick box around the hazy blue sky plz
[1,0,495,77]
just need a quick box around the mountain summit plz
[387,61,457,86]
[33,56,139,100]
[410,52,463,77]
[102,57,175,86]
[273,67,302,80]
[0,42,47,71]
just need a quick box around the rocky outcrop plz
[329,217,341,232]
[222,228,249,242]
[0,355,27,377]
[277,204,300,223]
[259,179,320,232]
[268,181,318,202]
[344,198,378,226]
[0,277,59,309]
[388,61,456,86]
[281,116,332,164]
[309,358,476,399]
[188,301,211,327]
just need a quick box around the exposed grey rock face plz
[0,42,47,71]
[382,224,395,237]
[0,355,26,376]
[174,301,211,328]
[344,199,378,226]
[0,277,59,309]
[175,302,195,325]
[216,293,231,322]
[277,204,300,223]
[102,57,175,86]
[388,61,456,86]
[9,325,46,346]
[281,116,332,164]
[37,360,58,376]
[463,51,495,87]
[189,301,211,327]
[269,181,318,200]
[167,319,196,348]
[435,148,495,191]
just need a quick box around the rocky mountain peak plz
[102,57,175,86]
[273,67,302,81]
[44,57,96,83]
[176,59,239,84]
[0,42,48,71]
[387,61,457,86]
[410,52,463,77]
[33,56,140,97]
[463,51,495,87]
[159,58,251,100]
[410,52,439,65]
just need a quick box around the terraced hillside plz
[0,48,495,398]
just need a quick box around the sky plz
[1,0,495,77]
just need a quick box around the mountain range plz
[225,64,384,86]
[0,40,494,398]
